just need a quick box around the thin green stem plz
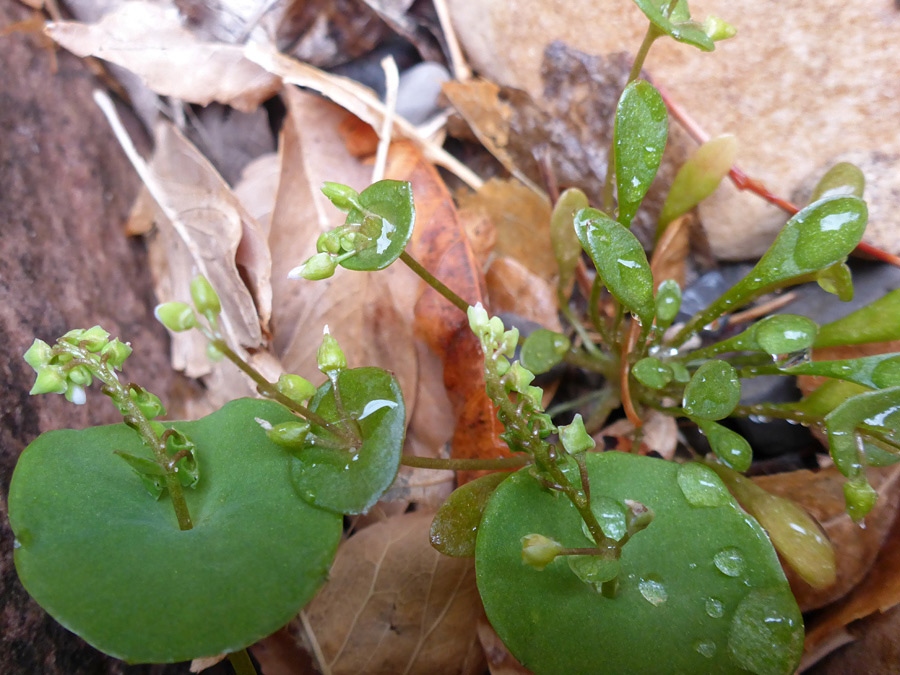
[589,278,616,348]
[227,649,258,675]
[400,454,532,471]
[399,250,470,314]
[560,303,607,362]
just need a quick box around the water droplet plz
[677,463,730,507]
[638,577,668,606]
[714,547,745,577]
[688,562,697,570]
[728,589,803,675]
[13,539,21,549]
[359,398,398,420]
[705,597,725,618]
[694,639,716,658]
[302,489,317,502]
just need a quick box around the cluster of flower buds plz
[24,326,132,405]
[155,275,222,333]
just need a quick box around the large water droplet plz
[728,589,803,675]
[694,639,717,658]
[638,577,668,606]
[705,597,725,618]
[714,547,745,577]
[13,538,22,550]
[677,463,730,507]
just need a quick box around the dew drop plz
[714,547,745,577]
[13,539,21,549]
[302,489,317,502]
[638,577,668,606]
[677,463,730,507]
[705,597,725,618]
[694,639,716,658]
[728,589,803,675]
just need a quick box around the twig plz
[299,610,331,675]
[372,56,400,183]
[432,0,472,81]
[727,291,797,325]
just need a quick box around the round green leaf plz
[655,279,682,328]
[633,356,674,390]
[697,419,752,472]
[683,360,741,421]
[632,0,716,51]
[520,329,571,374]
[615,80,669,227]
[340,180,415,271]
[476,452,803,675]
[753,314,818,355]
[8,399,342,664]
[574,208,655,325]
[809,162,865,203]
[291,367,405,514]
[430,471,509,557]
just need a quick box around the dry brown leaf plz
[596,410,678,459]
[232,152,280,238]
[650,213,690,290]
[477,614,533,675]
[188,654,226,672]
[457,178,556,284]
[267,88,419,417]
[300,510,485,675]
[485,257,560,331]
[753,465,900,612]
[250,626,318,675]
[46,2,279,111]
[457,205,496,271]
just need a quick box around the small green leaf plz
[321,182,364,212]
[291,367,405,514]
[614,80,668,227]
[551,188,589,296]
[633,357,673,390]
[520,329,571,374]
[826,387,900,479]
[658,135,737,234]
[189,275,221,319]
[815,288,900,348]
[154,302,197,332]
[683,360,741,421]
[816,262,854,302]
[431,471,510,557]
[753,314,818,355]
[339,180,415,271]
[809,162,865,203]
[574,208,655,325]
[843,477,878,522]
[772,353,900,390]
[632,0,716,51]
[559,414,595,454]
[655,279,682,329]
[9,399,342,663]
[696,420,752,472]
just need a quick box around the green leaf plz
[759,353,900,390]
[8,399,342,664]
[752,314,818,355]
[633,356,674,390]
[430,471,509,557]
[658,134,737,234]
[291,367,405,514]
[697,420,752,472]
[520,329,570,374]
[476,452,802,675]
[809,162,865,203]
[825,386,900,478]
[655,279,682,329]
[615,80,668,227]
[632,0,716,51]
[574,208,655,325]
[683,360,741,421]
[816,261,854,302]
[340,180,415,271]
[815,288,900,348]
[551,188,589,296]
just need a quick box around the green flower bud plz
[154,302,198,332]
[321,182,363,212]
[506,362,535,394]
[499,327,519,359]
[316,230,342,255]
[24,339,52,371]
[288,253,337,281]
[190,275,221,319]
[521,534,563,571]
[340,231,368,253]
[559,414,595,454]
[266,420,311,449]
[495,354,511,377]
[624,499,655,536]
[80,326,111,352]
[30,366,68,395]
[64,382,86,405]
[487,316,505,345]
[317,331,347,373]
[67,364,93,387]
[467,303,490,337]
[130,386,166,420]
[524,385,544,409]
[101,339,132,369]
[843,477,878,522]
[277,374,317,403]
[703,15,736,41]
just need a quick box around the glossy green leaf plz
[8,399,342,663]
[683,360,741,421]
[291,367,405,514]
[340,180,415,271]
[520,329,571,374]
[753,314,818,355]
[633,356,674,390]
[658,134,737,234]
[826,386,900,479]
[615,80,668,227]
[697,420,752,472]
[655,279,682,329]
[754,353,900,390]
[551,188,589,295]
[789,379,870,418]
[476,451,802,675]
[815,288,900,348]
[430,471,509,557]
[574,208,655,325]
[632,0,716,51]
[816,262,854,302]
[809,162,865,203]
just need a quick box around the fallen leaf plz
[753,465,900,612]
[299,510,485,675]
[232,152,281,237]
[485,257,560,331]
[250,626,318,675]
[267,88,419,416]
[649,213,690,290]
[189,654,226,672]
[804,603,900,674]
[457,205,497,271]
[597,410,678,459]
[47,2,280,111]
[477,614,533,675]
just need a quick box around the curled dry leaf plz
[752,465,900,612]
[268,88,419,416]
[299,510,485,675]
[46,2,280,111]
